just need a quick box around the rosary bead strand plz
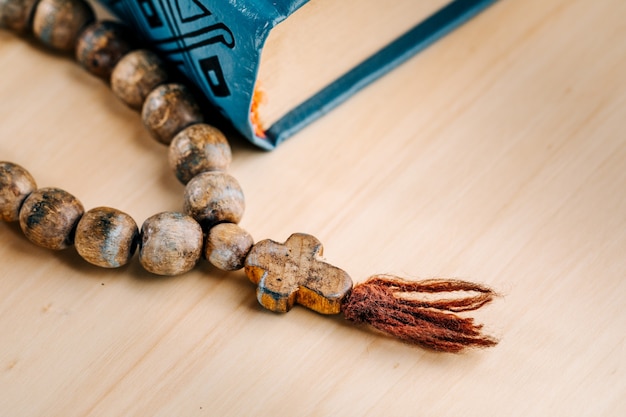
[0,1,250,276]
[0,2,499,351]
[1,4,250,275]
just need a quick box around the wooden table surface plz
[1,0,625,415]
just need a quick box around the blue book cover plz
[99,0,497,149]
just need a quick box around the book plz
[99,0,498,150]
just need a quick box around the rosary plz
[0,0,498,353]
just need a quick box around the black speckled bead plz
[169,123,232,184]
[0,161,37,222]
[19,187,84,250]
[75,20,133,81]
[75,206,138,268]
[32,0,95,52]
[141,83,204,145]
[0,0,40,34]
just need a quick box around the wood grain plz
[0,0,625,415]
[245,233,353,314]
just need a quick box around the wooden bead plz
[0,161,37,222]
[19,187,84,250]
[205,223,253,271]
[75,20,133,81]
[244,233,353,314]
[183,171,245,229]
[169,123,232,184]
[141,83,203,145]
[33,0,95,52]
[75,207,138,268]
[0,0,40,34]
[111,49,168,110]
[139,212,203,276]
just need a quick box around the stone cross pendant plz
[244,233,353,314]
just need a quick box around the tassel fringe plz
[341,275,498,353]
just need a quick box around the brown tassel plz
[341,275,498,353]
